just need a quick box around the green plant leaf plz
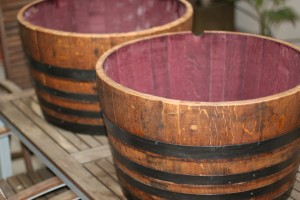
[272,0,285,6]
[264,7,299,26]
[255,0,264,7]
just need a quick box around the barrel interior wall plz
[104,32,300,102]
[23,0,187,34]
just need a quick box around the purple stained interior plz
[23,0,186,34]
[104,33,300,102]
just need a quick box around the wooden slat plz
[84,162,124,200]
[19,98,79,154]
[96,159,118,181]
[7,176,25,193]
[17,174,34,189]
[27,172,48,200]
[293,180,300,192]
[47,190,78,200]
[36,169,59,200]
[56,129,91,151]
[93,135,109,145]
[0,0,33,88]
[28,171,44,184]
[7,177,64,200]
[106,156,114,164]
[3,0,30,10]
[290,189,300,200]
[71,145,111,164]
[0,101,117,200]
[4,21,18,29]
[0,80,21,93]
[77,134,102,148]
[0,180,15,198]
[3,71,30,81]
[0,89,34,103]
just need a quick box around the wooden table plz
[0,89,125,200]
[0,89,300,200]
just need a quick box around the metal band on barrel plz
[29,57,96,82]
[103,114,300,160]
[38,97,102,118]
[122,188,292,200]
[34,80,99,102]
[116,166,296,200]
[43,113,106,135]
[111,146,297,185]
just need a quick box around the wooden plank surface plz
[0,0,33,88]
[1,92,300,199]
[0,98,119,199]
[0,168,74,200]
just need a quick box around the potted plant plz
[234,0,298,36]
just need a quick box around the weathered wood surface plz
[17,0,193,134]
[0,0,34,88]
[0,91,300,199]
[0,168,73,200]
[0,90,125,199]
[96,31,300,199]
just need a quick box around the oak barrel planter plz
[96,31,300,199]
[17,0,193,134]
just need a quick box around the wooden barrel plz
[17,0,193,134]
[96,31,300,199]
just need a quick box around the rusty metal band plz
[103,114,300,159]
[116,166,296,200]
[34,80,99,102]
[111,146,298,185]
[38,96,102,119]
[43,112,106,135]
[29,57,96,82]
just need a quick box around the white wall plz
[0,64,4,80]
[235,0,300,44]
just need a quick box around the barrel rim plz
[96,30,300,107]
[17,0,193,38]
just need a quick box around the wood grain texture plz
[17,0,193,133]
[0,0,33,88]
[99,31,300,146]
[0,168,74,200]
[96,31,300,199]
[0,92,125,199]
[47,190,77,200]
[7,177,64,200]
[0,100,116,200]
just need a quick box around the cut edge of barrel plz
[17,0,193,39]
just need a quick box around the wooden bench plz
[0,168,77,200]
[0,80,33,179]
[0,89,125,199]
